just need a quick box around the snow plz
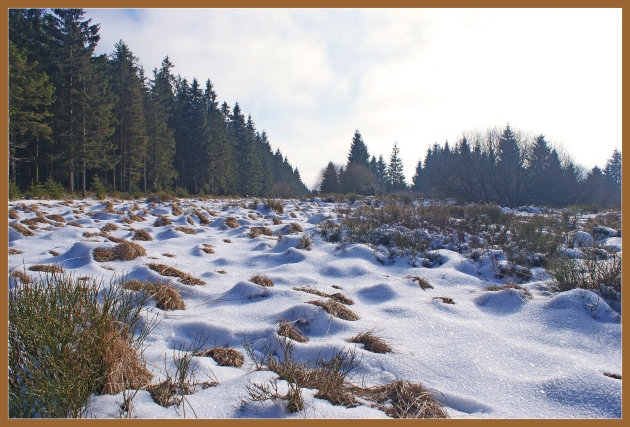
[8,198,622,419]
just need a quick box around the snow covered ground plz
[8,197,622,418]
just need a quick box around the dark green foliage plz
[319,162,340,194]
[385,143,407,193]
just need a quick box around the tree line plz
[317,126,621,207]
[9,8,309,198]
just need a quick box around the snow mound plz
[306,213,327,224]
[544,289,620,323]
[357,283,398,304]
[474,289,527,315]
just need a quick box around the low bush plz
[9,273,152,418]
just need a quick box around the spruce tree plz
[386,143,407,192]
[319,162,340,194]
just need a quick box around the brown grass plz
[100,326,153,394]
[223,239,232,243]
[278,319,308,343]
[432,297,455,304]
[406,276,433,290]
[101,223,119,233]
[120,218,133,224]
[21,217,50,226]
[171,204,183,216]
[186,216,194,225]
[10,270,32,284]
[290,212,297,218]
[9,248,23,255]
[308,299,359,320]
[294,287,354,305]
[217,270,227,274]
[122,279,185,310]
[272,217,283,225]
[248,226,274,238]
[93,241,147,262]
[175,226,197,235]
[132,228,153,241]
[196,347,244,367]
[225,217,239,228]
[357,380,448,419]
[10,222,36,236]
[28,264,65,274]
[49,250,60,257]
[349,331,391,353]
[9,209,19,219]
[45,214,66,223]
[128,213,145,222]
[162,253,176,257]
[250,275,274,287]
[147,263,205,285]
[153,216,172,227]
[485,282,532,299]
[67,221,83,228]
[287,223,303,234]
[201,243,215,254]
[194,209,210,225]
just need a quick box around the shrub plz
[90,176,107,199]
[297,234,312,250]
[9,273,152,418]
[9,181,21,200]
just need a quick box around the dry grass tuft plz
[248,226,274,238]
[44,214,64,223]
[294,286,353,305]
[9,248,23,255]
[349,331,391,353]
[217,270,227,274]
[225,217,239,228]
[49,250,60,257]
[171,204,183,216]
[67,221,83,228]
[132,228,153,241]
[287,222,303,234]
[223,239,232,243]
[290,212,297,218]
[128,213,145,222]
[278,319,308,342]
[604,372,622,380]
[196,347,244,367]
[194,209,210,225]
[147,263,205,285]
[9,209,19,219]
[10,222,36,236]
[120,217,133,224]
[272,217,283,225]
[201,243,215,254]
[406,276,433,290]
[250,275,274,287]
[28,264,65,274]
[93,241,147,262]
[359,380,448,419]
[10,270,32,284]
[153,216,172,227]
[175,226,197,235]
[432,297,455,304]
[100,326,153,394]
[308,299,359,321]
[101,223,118,233]
[485,282,532,299]
[122,279,185,310]
[186,216,194,225]
[331,285,342,290]
[162,253,176,258]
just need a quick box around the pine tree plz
[347,130,370,167]
[319,162,340,194]
[385,143,407,193]
[411,158,423,193]
[8,42,54,187]
[604,149,622,190]
[495,125,525,206]
[109,40,147,192]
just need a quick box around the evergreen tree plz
[411,159,423,193]
[386,142,406,192]
[319,162,340,194]
[8,41,54,187]
[495,125,525,206]
[604,148,622,190]
[109,40,147,192]
[347,129,370,167]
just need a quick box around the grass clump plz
[147,263,205,286]
[349,331,392,353]
[132,228,153,241]
[272,217,283,225]
[123,279,185,311]
[175,226,197,235]
[93,241,147,262]
[308,299,359,320]
[9,208,20,219]
[28,264,65,274]
[248,226,274,238]
[406,276,433,290]
[10,222,36,236]
[10,270,33,284]
[250,275,274,287]
[432,297,455,304]
[193,209,210,225]
[101,223,118,233]
[225,217,239,228]
[357,380,448,419]
[195,347,244,367]
[486,282,532,299]
[171,204,183,216]
[265,199,284,214]
[293,286,354,305]
[9,273,152,418]
[153,215,172,227]
[66,221,83,228]
[277,319,308,343]
[547,253,622,298]
[201,243,215,254]
[296,234,312,250]
[9,248,23,255]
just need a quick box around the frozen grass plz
[10,222,36,236]
[93,241,147,262]
[308,299,359,320]
[406,276,433,290]
[28,264,65,273]
[250,275,274,287]
[277,319,308,343]
[195,347,244,367]
[154,216,173,227]
[248,226,274,238]
[147,263,206,285]
[9,273,152,418]
[349,331,392,354]
[225,217,239,228]
[175,226,197,235]
[132,229,153,241]
[486,282,533,299]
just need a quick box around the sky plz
[87,8,622,190]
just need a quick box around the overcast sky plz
[87,8,622,189]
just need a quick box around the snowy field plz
[8,197,622,418]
